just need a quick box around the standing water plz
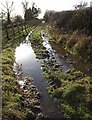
[15,31,63,118]
[41,31,73,72]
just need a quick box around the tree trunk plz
[7,12,11,24]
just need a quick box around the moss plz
[63,84,86,105]
[2,25,39,119]
[62,104,75,119]
[31,26,92,119]
[41,56,92,119]
[2,109,25,120]
[30,26,42,45]
[52,87,63,99]
[2,65,13,75]
[25,110,35,120]
[14,93,22,102]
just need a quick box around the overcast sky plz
[0,0,91,18]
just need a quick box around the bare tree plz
[74,1,88,10]
[22,0,29,13]
[1,1,14,24]
[22,1,41,21]
[13,15,24,23]
[31,2,41,18]
[0,11,6,20]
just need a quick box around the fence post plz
[21,22,25,37]
[17,23,21,38]
[5,25,9,40]
[11,23,15,39]
[27,23,30,33]
[24,22,28,35]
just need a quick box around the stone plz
[36,113,44,120]
[31,105,41,114]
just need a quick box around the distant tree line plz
[44,7,92,34]
[0,0,41,24]
[22,1,41,21]
[73,1,88,10]
[1,1,14,24]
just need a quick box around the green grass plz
[2,24,38,120]
[46,68,92,119]
[2,23,46,120]
[2,45,25,120]
[39,42,92,119]
[6,24,91,119]
[29,26,92,119]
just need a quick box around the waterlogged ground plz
[28,28,92,119]
[2,26,92,120]
[15,32,63,118]
[50,41,92,77]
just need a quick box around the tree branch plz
[9,1,14,10]
[1,8,7,13]
[1,3,7,9]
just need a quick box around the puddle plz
[41,31,73,72]
[14,32,63,118]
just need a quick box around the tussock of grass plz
[47,69,92,119]
[2,46,25,120]
[2,24,44,120]
[41,52,92,119]
[48,27,92,63]
[27,25,92,119]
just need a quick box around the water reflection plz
[15,43,34,61]
[42,32,73,72]
[15,43,41,77]
[15,35,63,118]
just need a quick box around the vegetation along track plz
[29,26,92,119]
[2,24,92,120]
